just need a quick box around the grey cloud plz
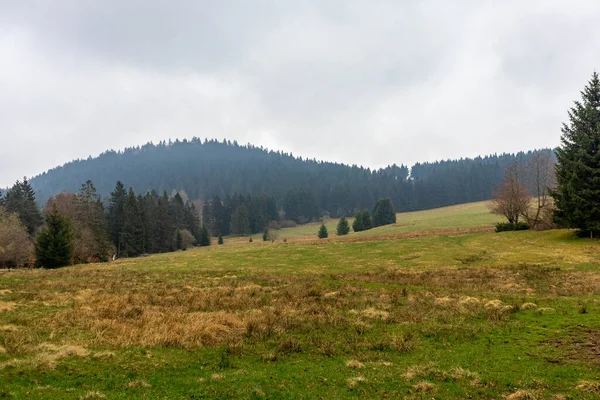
[1,0,600,187]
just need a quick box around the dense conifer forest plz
[25,138,554,216]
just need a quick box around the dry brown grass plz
[346,375,367,388]
[575,380,600,395]
[412,381,437,393]
[504,389,540,400]
[345,360,365,369]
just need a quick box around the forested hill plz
[28,138,553,215]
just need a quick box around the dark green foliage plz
[35,208,74,268]
[120,188,144,257]
[75,180,112,261]
[263,228,269,241]
[218,234,224,245]
[317,224,328,239]
[552,72,600,237]
[495,222,529,232]
[4,178,43,235]
[107,181,127,254]
[196,226,211,247]
[336,217,350,236]
[176,230,183,250]
[249,237,253,243]
[352,210,373,232]
[372,198,396,227]
[29,139,555,217]
[230,204,250,235]
[284,188,319,223]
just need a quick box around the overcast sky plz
[1,1,600,187]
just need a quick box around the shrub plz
[495,222,529,232]
[217,234,224,245]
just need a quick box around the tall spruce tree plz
[121,188,144,256]
[336,217,350,235]
[75,180,112,261]
[553,72,600,237]
[35,207,74,268]
[230,204,250,235]
[5,178,43,235]
[197,225,211,247]
[107,181,127,254]
[372,198,396,227]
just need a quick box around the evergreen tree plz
[553,72,600,237]
[336,217,350,236]
[121,188,144,256]
[372,198,396,227]
[107,181,127,254]
[230,204,250,235]
[176,229,183,250]
[352,210,373,232]
[35,207,74,268]
[218,233,224,245]
[263,228,269,241]
[5,178,43,235]
[75,180,112,261]
[155,192,174,252]
[197,225,211,247]
[318,223,328,239]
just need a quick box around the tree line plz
[26,137,553,217]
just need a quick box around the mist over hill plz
[27,138,553,215]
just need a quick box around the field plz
[1,202,600,399]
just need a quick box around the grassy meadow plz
[1,202,600,399]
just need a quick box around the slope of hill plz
[0,206,598,398]
[29,138,554,215]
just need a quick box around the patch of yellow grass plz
[0,289,12,295]
[127,380,152,388]
[79,391,106,399]
[521,303,538,310]
[0,301,16,312]
[0,324,18,332]
[412,381,436,393]
[504,389,539,400]
[36,344,89,369]
[211,373,224,381]
[536,307,556,314]
[576,380,600,395]
[346,375,367,388]
[361,307,389,320]
[346,360,365,369]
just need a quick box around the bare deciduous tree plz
[490,163,531,224]
[523,152,557,230]
[0,207,34,268]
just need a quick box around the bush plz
[218,234,224,245]
[495,222,529,232]
[352,210,373,232]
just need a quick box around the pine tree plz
[218,233,224,245]
[197,225,212,247]
[372,198,396,227]
[352,210,373,232]
[318,223,328,239]
[107,181,127,254]
[121,188,144,256]
[176,229,183,250]
[5,178,43,235]
[553,72,600,237]
[263,228,269,241]
[230,204,250,235]
[75,180,112,261]
[35,207,74,268]
[336,217,350,235]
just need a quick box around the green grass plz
[251,201,502,240]
[1,204,600,399]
